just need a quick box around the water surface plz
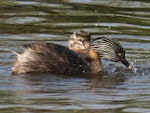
[0,0,150,113]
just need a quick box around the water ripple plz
[0,0,150,113]
[4,17,45,24]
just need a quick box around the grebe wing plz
[91,37,132,69]
[17,42,88,74]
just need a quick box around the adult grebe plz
[68,30,132,70]
[12,31,103,74]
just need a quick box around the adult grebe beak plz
[121,58,133,70]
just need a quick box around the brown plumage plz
[12,42,92,74]
[12,41,103,74]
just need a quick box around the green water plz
[0,0,150,113]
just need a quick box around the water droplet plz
[133,68,137,73]
[111,68,116,73]
[95,24,98,27]
[142,72,145,76]
[79,65,82,67]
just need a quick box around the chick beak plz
[82,41,90,49]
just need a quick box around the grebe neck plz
[87,48,103,73]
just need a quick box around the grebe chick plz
[68,30,91,58]
[68,30,133,70]
[12,40,102,75]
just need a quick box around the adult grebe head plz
[91,37,133,70]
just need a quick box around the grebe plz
[68,30,132,70]
[12,32,102,74]
[68,30,91,58]
[12,30,132,74]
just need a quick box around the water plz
[0,0,150,112]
